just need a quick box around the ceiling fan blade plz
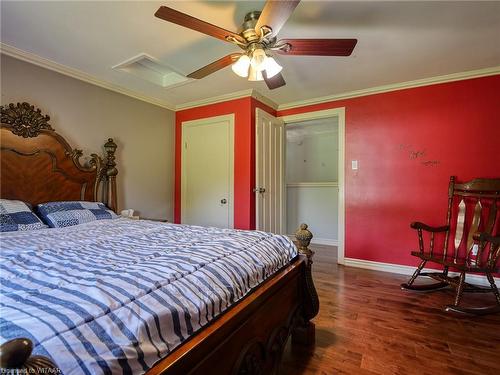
[255,0,301,37]
[187,54,241,79]
[155,6,245,44]
[263,71,286,90]
[276,39,358,56]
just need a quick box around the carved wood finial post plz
[292,223,319,346]
[0,338,58,372]
[104,138,118,213]
[295,223,314,259]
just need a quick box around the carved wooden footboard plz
[0,225,318,374]
[148,224,319,375]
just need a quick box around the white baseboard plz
[344,257,499,287]
[287,235,338,247]
[311,237,339,246]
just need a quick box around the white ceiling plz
[2,1,500,109]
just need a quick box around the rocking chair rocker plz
[402,176,500,315]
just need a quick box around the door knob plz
[220,199,227,204]
[253,187,266,193]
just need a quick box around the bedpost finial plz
[0,338,32,368]
[104,138,118,177]
[294,223,319,326]
[103,138,118,213]
[295,223,313,257]
[0,338,58,371]
[104,138,117,154]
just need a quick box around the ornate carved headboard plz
[0,102,118,212]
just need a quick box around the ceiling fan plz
[155,0,357,90]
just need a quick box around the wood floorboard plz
[280,245,500,374]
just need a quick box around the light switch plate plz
[352,160,358,170]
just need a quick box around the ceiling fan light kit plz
[155,0,357,90]
[248,65,264,82]
[261,56,283,78]
[231,55,251,77]
[231,49,283,81]
[250,48,267,70]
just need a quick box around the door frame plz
[255,108,286,234]
[181,114,235,228]
[280,107,346,265]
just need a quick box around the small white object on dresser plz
[120,209,140,220]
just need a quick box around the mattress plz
[0,218,297,374]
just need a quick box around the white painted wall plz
[286,131,338,182]
[286,183,339,243]
[286,117,339,243]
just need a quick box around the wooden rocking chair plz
[401,176,500,315]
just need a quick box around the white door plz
[255,108,285,234]
[181,114,234,228]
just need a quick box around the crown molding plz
[175,89,253,111]
[0,43,176,111]
[250,90,279,111]
[175,88,278,111]
[278,65,500,111]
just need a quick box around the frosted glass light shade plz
[263,57,282,78]
[250,48,267,71]
[248,65,263,81]
[231,55,250,77]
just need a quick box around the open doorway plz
[281,108,345,264]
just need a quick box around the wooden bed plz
[0,102,319,374]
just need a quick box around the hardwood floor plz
[281,245,500,375]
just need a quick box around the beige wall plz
[1,54,175,220]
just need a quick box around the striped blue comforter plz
[0,218,297,374]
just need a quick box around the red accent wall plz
[277,75,500,267]
[175,97,275,230]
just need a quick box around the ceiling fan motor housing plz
[244,11,261,22]
[241,11,262,43]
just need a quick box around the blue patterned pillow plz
[0,199,47,232]
[36,201,118,228]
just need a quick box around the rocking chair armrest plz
[410,222,449,233]
[473,232,500,245]
[473,232,500,269]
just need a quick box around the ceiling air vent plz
[113,54,191,88]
